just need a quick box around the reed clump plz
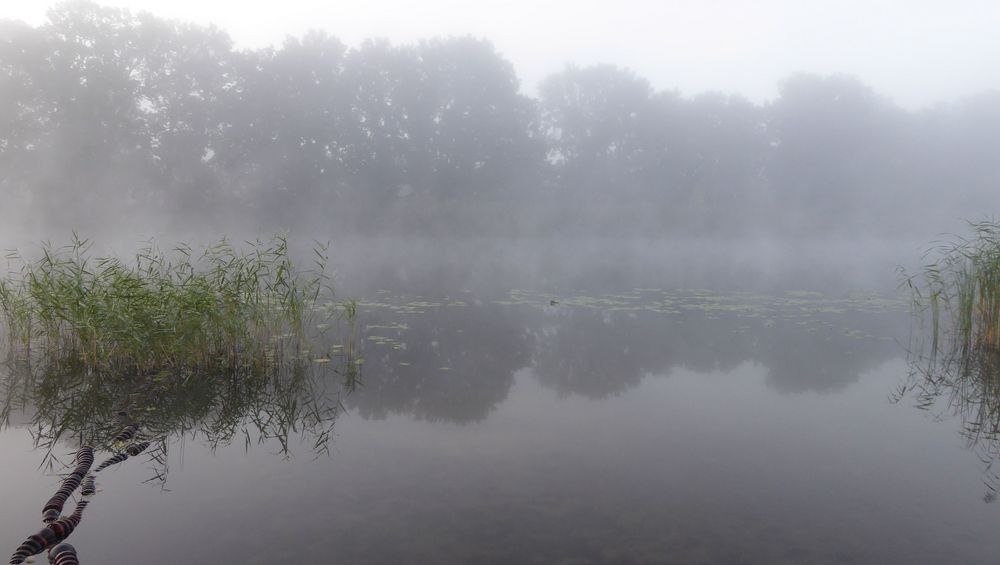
[0,234,329,375]
[900,221,1000,500]
[907,220,1000,358]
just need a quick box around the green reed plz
[905,220,1000,358]
[0,234,332,375]
[896,221,1000,500]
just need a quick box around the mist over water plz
[1,3,997,298]
[1,3,999,260]
[3,2,1000,564]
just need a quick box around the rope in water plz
[41,447,93,523]
[94,441,150,473]
[8,419,150,565]
[10,485,90,563]
[47,544,79,565]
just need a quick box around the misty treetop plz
[1,1,999,238]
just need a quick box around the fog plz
[1,1,998,292]
[8,7,1000,562]
[9,0,1000,110]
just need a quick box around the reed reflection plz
[899,345,1000,500]
[898,223,1000,500]
[0,332,358,485]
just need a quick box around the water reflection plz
[899,341,1000,501]
[348,289,907,421]
[0,342,355,484]
[348,301,530,423]
[1,286,949,565]
[1,288,908,453]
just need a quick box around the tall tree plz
[1,2,153,230]
[221,31,351,228]
[131,11,240,224]
[766,73,906,234]
[538,65,653,234]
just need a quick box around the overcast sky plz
[3,0,998,109]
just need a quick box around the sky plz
[2,0,999,109]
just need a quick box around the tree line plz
[1,1,998,238]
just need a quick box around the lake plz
[2,238,998,564]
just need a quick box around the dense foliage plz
[1,2,998,237]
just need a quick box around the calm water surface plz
[2,285,998,564]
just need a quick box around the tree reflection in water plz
[0,287,912,480]
[346,289,905,422]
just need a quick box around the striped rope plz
[94,442,150,473]
[10,499,88,564]
[10,411,157,565]
[110,424,139,445]
[126,441,150,457]
[41,447,93,523]
[80,475,96,498]
[47,544,79,565]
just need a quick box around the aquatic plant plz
[900,220,1000,500]
[904,220,1000,357]
[0,237,362,564]
[0,337,356,483]
[0,234,332,375]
